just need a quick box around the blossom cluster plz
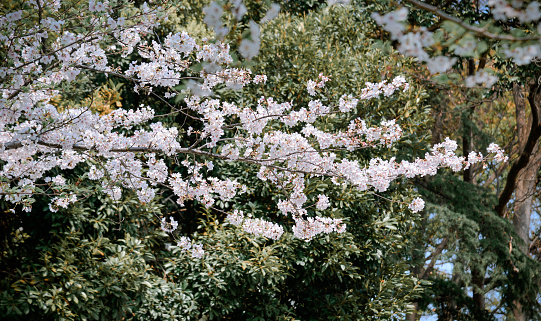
[372,9,459,75]
[292,215,346,241]
[177,236,205,259]
[227,210,284,240]
[489,0,541,23]
[360,76,409,99]
[307,73,331,96]
[49,194,78,213]
[372,3,541,81]
[161,217,179,233]
[408,197,425,213]
[162,220,205,258]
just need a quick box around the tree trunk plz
[471,267,485,311]
[511,82,541,321]
[464,61,486,312]
[406,210,429,321]
[463,60,476,183]
[405,302,418,321]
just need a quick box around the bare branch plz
[419,237,449,280]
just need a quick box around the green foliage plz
[414,174,541,319]
[0,192,198,320]
[0,2,437,321]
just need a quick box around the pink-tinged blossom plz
[227,210,284,240]
[165,32,198,56]
[360,77,409,100]
[177,236,192,251]
[104,186,122,201]
[307,80,318,96]
[292,216,346,241]
[137,186,156,204]
[177,236,205,258]
[191,244,205,259]
[316,194,330,210]
[51,175,66,186]
[408,197,425,213]
[306,74,331,96]
[253,75,267,84]
[49,194,77,212]
[261,3,281,23]
[487,143,508,162]
[161,217,178,233]
[339,94,359,113]
[465,70,498,88]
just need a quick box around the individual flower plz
[408,197,425,213]
[177,236,192,251]
[316,194,330,210]
[253,75,267,84]
[339,94,358,113]
[307,80,318,96]
[51,175,66,185]
[161,216,178,233]
[262,4,281,23]
[191,243,204,258]
[238,39,260,59]
[487,143,508,162]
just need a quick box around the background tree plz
[366,0,541,319]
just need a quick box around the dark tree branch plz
[1,139,334,177]
[496,81,541,216]
[419,237,449,280]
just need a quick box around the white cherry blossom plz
[0,0,512,256]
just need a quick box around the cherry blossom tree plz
[0,0,510,258]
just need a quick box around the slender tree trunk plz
[463,108,473,183]
[406,210,429,321]
[463,60,476,183]
[464,111,486,314]
[405,303,418,321]
[513,163,538,254]
[471,267,485,311]
[464,60,487,313]
[496,80,541,216]
[431,104,444,146]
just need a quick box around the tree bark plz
[463,59,476,183]
[406,211,429,321]
[496,81,541,216]
[405,303,418,321]
[464,61,487,313]
[511,82,541,321]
